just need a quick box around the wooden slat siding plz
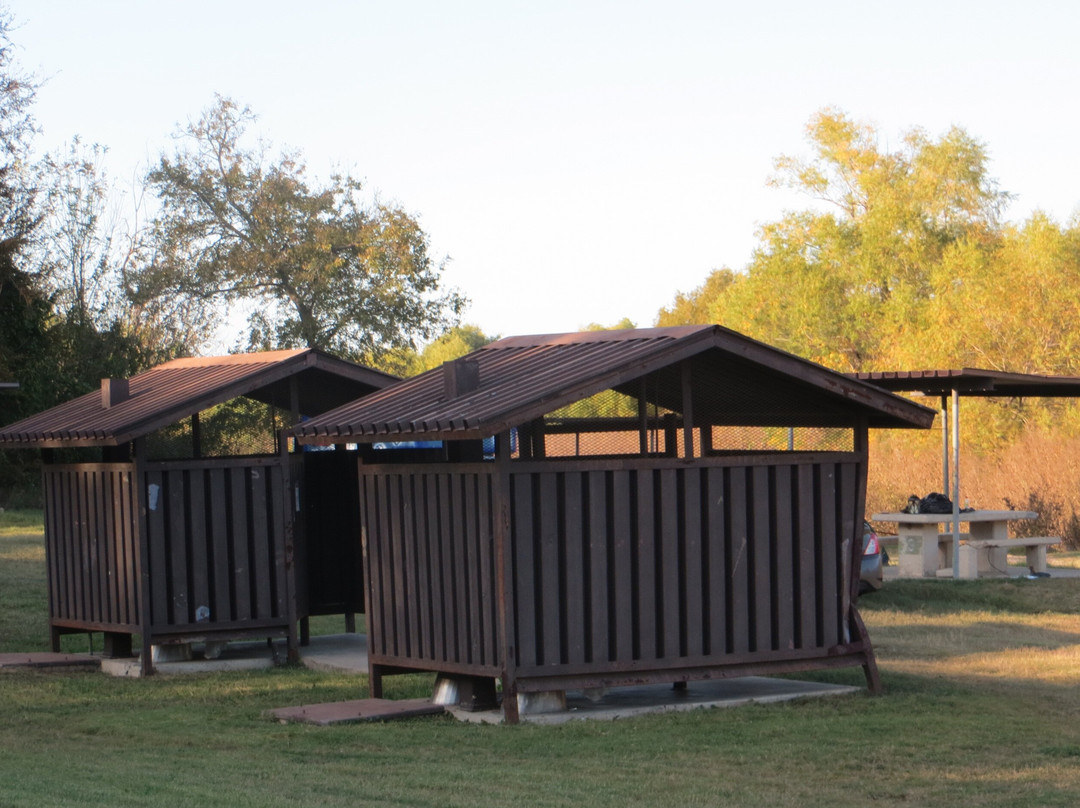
[42,466,140,631]
[538,472,560,665]
[682,468,703,659]
[796,464,818,649]
[71,470,87,622]
[146,470,169,626]
[401,473,421,660]
[451,474,471,664]
[563,472,586,666]
[425,473,444,663]
[388,473,407,658]
[586,470,609,664]
[511,473,537,668]
[188,470,210,624]
[358,455,867,688]
[356,468,502,671]
[610,470,634,662]
[229,468,252,621]
[773,465,796,652]
[43,472,59,622]
[727,467,750,655]
[97,471,113,623]
[705,466,726,656]
[659,469,681,659]
[751,465,773,653]
[249,467,271,619]
[438,473,459,663]
[382,473,400,657]
[106,472,122,623]
[634,469,657,661]
[208,469,231,623]
[838,461,859,641]
[84,471,100,624]
[359,475,383,655]
[61,470,77,622]
[96,472,111,622]
[269,464,288,618]
[478,474,498,666]
[817,464,840,649]
[172,471,192,623]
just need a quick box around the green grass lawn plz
[3,510,1080,807]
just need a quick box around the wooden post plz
[133,437,154,676]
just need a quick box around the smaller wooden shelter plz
[0,349,395,672]
[295,326,934,722]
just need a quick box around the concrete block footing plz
[516,690,567,715]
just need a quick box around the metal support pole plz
[940,395,949,498]
[951,388,961,578]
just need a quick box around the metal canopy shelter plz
[855,368,1080,576]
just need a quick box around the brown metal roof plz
[0,349,397,448]
[294,326,935,443]
[854,368,1080,398]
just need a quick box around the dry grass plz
[869,427,1080,548]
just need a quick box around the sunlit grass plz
[1047,550,1080,569]
[6,511,1080,806]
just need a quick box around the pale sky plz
[7,1,1080,343]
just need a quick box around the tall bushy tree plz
[662,108,1010,372]
[132,96,465,361]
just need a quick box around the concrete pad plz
[298,633,368,674]
[270,698,444,725]
[449,677,861,725]
[96,633,368,677]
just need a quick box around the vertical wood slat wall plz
[44,465,140,630]
[141,460,288,630]
[359,454,863,686]
[43,458,291,637]
[361,469,502,675]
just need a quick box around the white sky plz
[7,0,1080,342]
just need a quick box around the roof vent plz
[101,378,129,409]
[443,358,480,399]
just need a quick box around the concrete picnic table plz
[871,509,1045,578]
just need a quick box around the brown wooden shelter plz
[0,349,395,673]
[295,326,934,722]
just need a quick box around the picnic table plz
[870,509,1056,578]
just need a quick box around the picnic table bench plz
[872,510,1058,578]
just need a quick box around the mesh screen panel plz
[145,397,286,460]
[507,368,852,461]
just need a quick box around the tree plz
[662,108,1011,372]
[132,96,466,361]
[656,269,736,326]
[0,5,42,398]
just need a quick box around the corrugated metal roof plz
[0,349,397,448]
[855,368,1080,397]
[294,326,935,443]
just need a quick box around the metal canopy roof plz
[854,368,1080,398]
[0,349,397,448]
[294,325,935,444]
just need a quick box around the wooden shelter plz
[295,326,934,722]
[0,349,395,673]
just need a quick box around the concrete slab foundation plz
[450,677,861,725]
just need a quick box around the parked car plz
[860,520,885,593]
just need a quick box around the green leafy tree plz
[657,269,736,326]
[131,96,466,361]
[664,108,1010,372]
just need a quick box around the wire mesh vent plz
[145,397,286,460]
[506,365,853,461]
